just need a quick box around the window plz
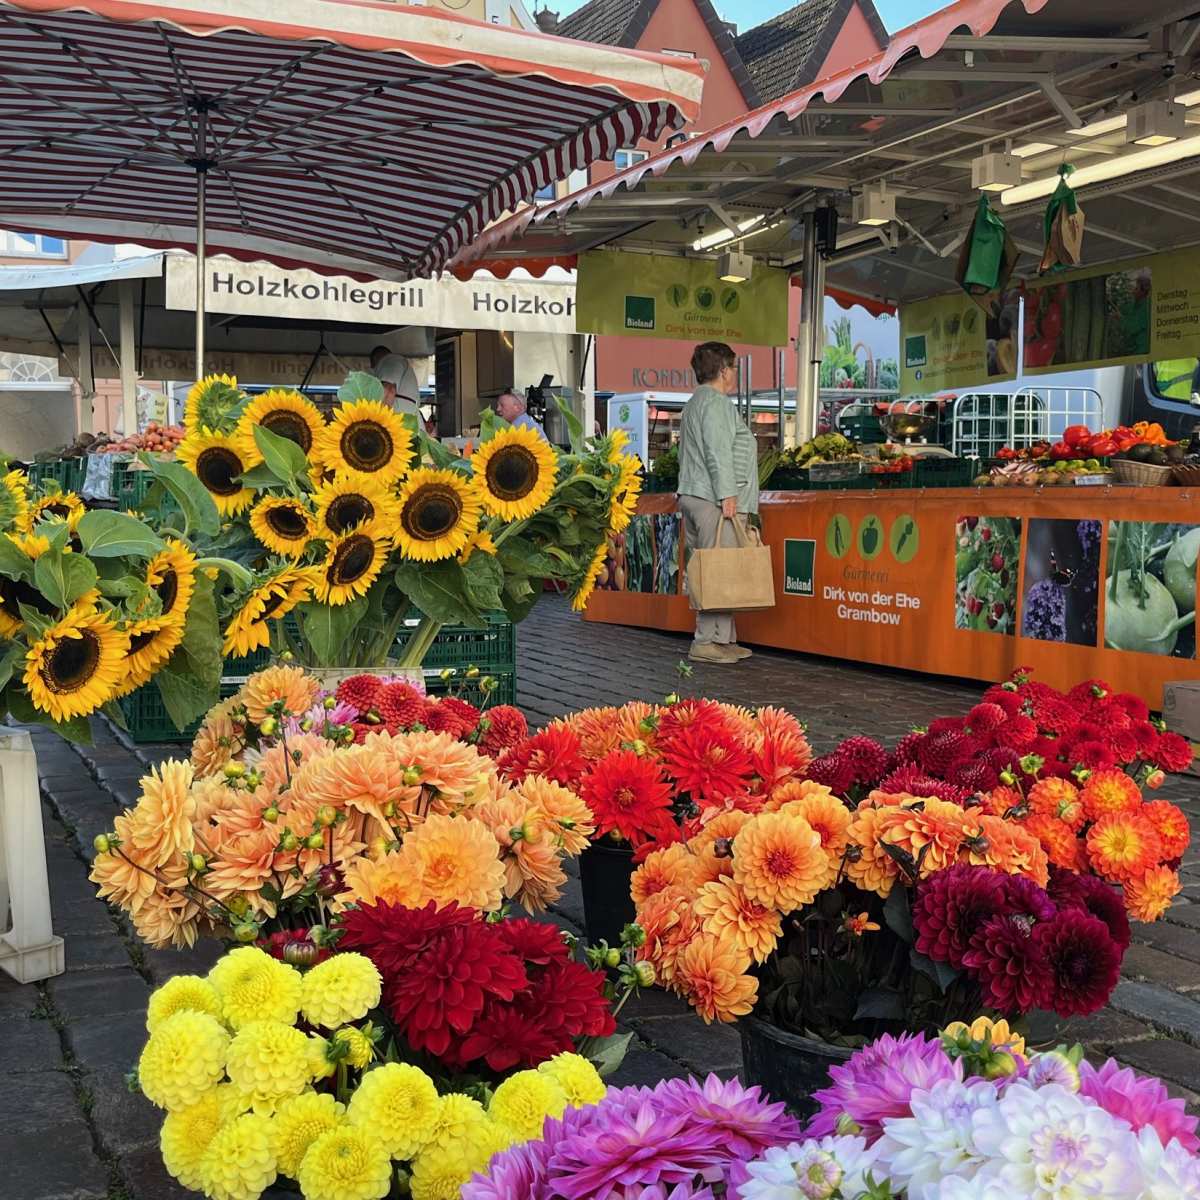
[0,231,66,257]
[661,48,696,58]
[534,181,557,201]
[614,149,649,171]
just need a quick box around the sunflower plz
[222,566,317,657]
[569,544,607,613]
[310,525,389,606]
[235,389,325,460]
[249,496,314,558]
[185,373,243,432]
[176,429,261,517]
[141,544,196,638]
[113,614,186,698]
[311,472,400,538]
[28,490,85,532]
[457,529,496,564]
[319,400,413,485]
[470,425,557,522]
[609,456,643,535]
[23,605,129,723]
[394,469,482,563]
[0,470,29,532]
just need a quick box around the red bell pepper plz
[1048,441,1074,461]
[1088,436,1118,457]
[1063,425,1092,448]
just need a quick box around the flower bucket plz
[578,841,636,950]
[738,1016,853,1121]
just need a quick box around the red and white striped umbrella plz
[0,0,704,281]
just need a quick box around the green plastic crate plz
[29,458,86,494]
[424,669,515,708]
[402,610,514,673]
[113,462,181,517]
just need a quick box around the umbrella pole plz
[194,109,208,383]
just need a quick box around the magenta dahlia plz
[947,758,1000,794]
[914,864,1008,970]
[837,735,889,785]
[1079,1059,1200,1153]
[1034,908,1122,1017]
[653,1075,800,1159]
[1001,873,1057,924]
[962,915,1054,1015]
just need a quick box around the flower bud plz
[93,833,113,855]
[713,837,733,859]
[315,864,344,897]
[834,1113,863,1137]
[226,893,250,917]
[301,718,314,733]
[304,831,326,851]
[402,767,422,787]
[262,805,279,823]
[315,805,338,828]
[664,693,678,705]
[629,738,648,757]
[383,801,398,819]
[283,939,321,967]
[368,837,392,861]
[281,650,294,661]
[603,948,621,969]
[999,770,1015,786]
[224,761,246,779]
[232,920,259,943]
[633,961,656,988]
[279,831,299,852]
[324,696,337,711]
[259,717,278,737]
[189,852,208,874]
[1146,769,1166,789]
[466,666,480,679]
[440,668,454,682]
[983,1050,1018,1080]
[622,923,647,948]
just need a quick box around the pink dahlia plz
[913,863,1008,970]
[806,1033,961,1140]
[963,914,1054,1015]
[1034,908,1121,1017]
[654,1075,800,1159]
[837,735,889,786]
[1078,1059,1200,1153]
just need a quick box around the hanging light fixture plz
[852,182,895,226]
[971,150,1022,192]
[1126,99,1185,146]
[717,250,754,282]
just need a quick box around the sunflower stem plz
[372,600,411,669]
[198,557,254,591]
[395,615,442,669]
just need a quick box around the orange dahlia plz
[878,798,967,877]
[512,775,595,856]
[127,760,196,870]
[90,811,160,915]
[750,706,812,790]
[1142,800,1191,861]
[241,665,318,723]
[764,778,834,813]
[843,805,902,897]
[693,879,782,964]
[382,729,496,806]
[399,814,506,911]
[1086,812,1163,884]
[732,811,831,911]
[959,811,1049,886]
[128,886,201,950]
[339,852,426,909]
[1123,864,1181,923]
[1023,813,1087,871]
[1028,777,1086,831]
[978,785,1023,817]
[635,884,700,988]
[191,776,236,826]
[613,701,661,755]
[631,843,698,905]
[777,791,853,858]
[202,824,279,911]
[191,698,246,778]
[289,742,411,829]
[673,933,757,1024]
[253,733,337,799]
[564,708,623,760]
[686,811,749,886]
[1081,769,1143,822]
[504,838,568,914]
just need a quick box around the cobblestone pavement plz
[3,593,1199,1198]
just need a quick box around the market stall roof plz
[451,0,1200,308]
[0,0,705,281]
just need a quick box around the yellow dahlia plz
[225,1019,320,1114]
[146,973,222,1032]
[197,1112,277,1200]
[537,1052,606,1107]
[487,1070,567,1140]
[732,811,830,911]
[693,878,782,964]
[299,953,382,1029]
[249,495,314,558]
[177,427,261,517]
[395,468,483,562]
[297,1125,391,1200]
[138,1010,230,1111]
[319,399,413,484]
[331,1025,377,1070]
[410,1142,480,1200]
[1086,812,1163,883]
[312,471,400,538]
[23,604,128,723]
[673,932,758,1024]
[242,664,319,723]
[346,1062,439,1159]
[428,1093,489,1149]
[1124,864,1182,922]
[943,1015,1027,1058]
[223,566,317,656]
[236,388,325,459]
[471,424,558,522]
[273,1090,346,1179]
[128,759,195,869]
[400,813,506,911]
[160,1086,246,1190]
[208,946,303,1031]
[311,524,389,605]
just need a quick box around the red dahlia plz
[660,723,754,801]
[876,763,971,806]
[1109,728,1141,766]
[1155,732,1194,774]
[919,729,975,776]
[1070,740,1117,771]
[914,863,1008,970]
[894,731,926,764]
[375,682,428,729]
[424,697,482,739]
[927,717,968,735]
[947,758,999,794]
[336,674,383,712]
[966,702,1007,736]
[837,735,889,785]
[1034,909,1121,1017]
[1109,693,1150,723]
[656,698,735,748]
[963,915,1054,1015]
[981,687,1024,716]
[479,704,529,758]
[1132,722,1160,758]
[491,917,569,965]
[500,724,587,787]
[580,749,676,845]
[1068,679,1112,709]
[805,751,854,795]
[452,996,565,1072]
[1034,698,1079,735]
[1048,870,1131,951]
[339,899,477,978]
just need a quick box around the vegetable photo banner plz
[899,292,1018,395]
[575,250,790,346]
[1023,245,1200,374]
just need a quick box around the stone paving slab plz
[4,593,1199,1200]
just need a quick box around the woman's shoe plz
[729,644,753,660]
[688,641,739,664]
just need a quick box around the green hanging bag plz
[955,193,1019,313]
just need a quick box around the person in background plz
[369,345,390,370]
[676,340,758,665]
[372,353,419,414]
[496,388,548,441]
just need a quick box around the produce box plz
[113,461,182,517]
[1162,680,1200,776]
[29,457,86,494]
[425,669,516,709]
[402,610,515,674]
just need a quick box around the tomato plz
[1088,436,1118,457]
[996,446,1018,460]
[1063,424,1091,448]
[1041,301,1063,340]
[1025,337,1057,368]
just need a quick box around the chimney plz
[535,8,560,33]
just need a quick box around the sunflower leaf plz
[237,464,285,491]
[76,511,165,559]
[142,454,220,537]
[297,597,368,667]
[553,393,584,454]
[496,535,558,578]
[34,548,97,611]
[501,575,540,624]
[16,603,54,640]
[0,643,22,694]
[0,538,33,581]
[337,372,385,404]
[154,571,223,730]
[395,561,476,627]
[252,424,308,487]
[5,681,93,744]
[461,552,504,618]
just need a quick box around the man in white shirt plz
[373,353,419,414]
[496,389,548,441]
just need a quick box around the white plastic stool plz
[0,730,64,983]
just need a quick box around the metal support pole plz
[777,349,786,449]
[118,279,138,437]
[795,211,825,445]
[194,109,208,383]
[77,306,93,436]
[743,354,753,426]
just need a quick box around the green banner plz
[899,293,1018,395]
[575,250,789,346]
[1023,246,1200,374]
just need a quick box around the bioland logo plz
[783,539,815,596]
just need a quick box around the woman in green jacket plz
[676,341,759,665]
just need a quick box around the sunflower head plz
[0,470,29,532]
[319,400,413,485]
[471,425,558,522]
[249,496,314,558]
[569,544,607,613]
[311,525,389,605]
[236,390,325,461]
[185,374,243,432]
[145,541,198,623]
[395,468,483,563]
[24,605,129,724]
[312,472,400,538]
[29,490,86,532]
[177,428,261,516]
[113,614,185,697]
[222,566,318,657]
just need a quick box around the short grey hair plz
[498,389,526,411]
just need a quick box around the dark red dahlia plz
[837,735,889,785]
[336,674,383,712]
[1132,722,1160,758]
[963,915,1054,1015]
[920,729,976,776]
[1155,732,1194,774]
[913,864,1008,971]
[876,763,971,806]
[478,704,529,758]
[1002,874,1057,924]
[947,758,999,794]
[450,996,564,1072]
[928,717,968,735]
[984,746,1020,775]
[339,900,478,977]
[894,731,926,764]
[995,715,1038,753]
[491,918,569,965]
[1070,740,1117,771]
[500,724,587,787]
[1034,909,1121,1017]
[805,751,855,795]
[1050,871,1131,951]
[966,702,1007,737]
